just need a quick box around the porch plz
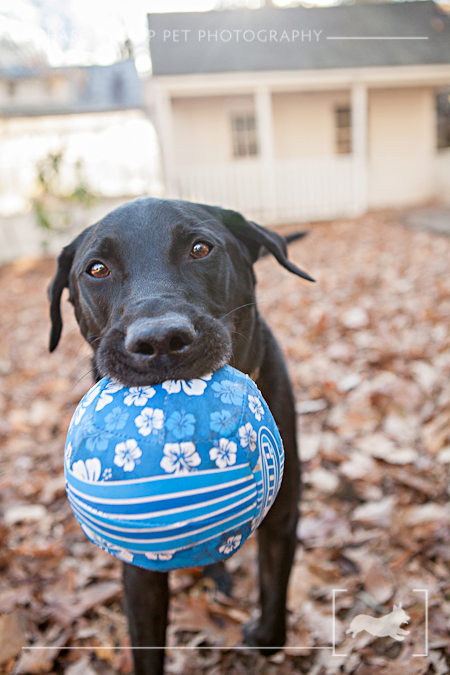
[150,67,450,225]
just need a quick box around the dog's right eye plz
[87,262,110,278]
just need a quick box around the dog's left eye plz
[190,242,211,259]
[87,262,110,278]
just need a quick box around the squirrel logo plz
[346,603,410,641]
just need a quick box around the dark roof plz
[71,60,142,112]
[0,59,142,117]
[148,1,450,76]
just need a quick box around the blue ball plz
[65,365,284,571]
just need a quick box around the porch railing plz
[176,155,366,224]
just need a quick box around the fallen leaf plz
[422,409,450,455]
[303,468,339,493]
[403,503,450,526]
[341,307,369,329]
[364,563,395,604]
[40,474,66,504]
[45,582,122,625]
[287,565,323,613]
[356,433,419,465]
[64,656,98,675]
[436,445,450,463]
[301,600,344,645]
[298,434,321,461]
[351,497,397,527]
[0,610,25,665]
[297,508,350,543]
[4,504,47,525]
[340,451,377,480]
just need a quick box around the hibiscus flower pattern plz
[162,374,212,397]
[114,439,142,472]
[65,441,73,467]
[160,442,201,475]
[145,551,174,561]
[166,410,196,440]
[248,394,264,422]
[82,382,102,407]
[107,542,134,563]
[238,422,257,451]
[72,457,102,482]
[81,524,134,562]
[124,386,156,407]
[96,382,124,411]
[211,379,244,406]
[135,408,164,437]
[210,410,237,436]
[84,424,111,452]
[209,438,237,469]
[104,407,129,432]
[218,533,242,554]
[81,523,107,549]
[72,404,87,427]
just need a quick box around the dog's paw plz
[242,619,286,656]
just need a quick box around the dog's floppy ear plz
[48,228,91,352]
[201,205,314,282]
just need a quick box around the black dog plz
[49,197,313,675]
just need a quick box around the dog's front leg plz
[122,563,169,675]
[244,324,300,652]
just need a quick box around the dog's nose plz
[124,315,195,359]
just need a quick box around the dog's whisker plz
[76,354,95,368]
[220,295,282,322]
[229,329,258,356]
[220,301,258,321]
[74,339,92,358]
[87,335,102,346]
[71,367,96,392]
[74,336,102,360]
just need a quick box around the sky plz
[0,0,326,72]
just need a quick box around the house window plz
[437,89,450,149]
[231,113,258,158]
[335,106,352,154]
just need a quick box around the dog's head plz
[49,197,312,386]
[392,604,410,625]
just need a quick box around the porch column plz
[153,86,178,198]
[351,82,368,215]
[255,87,277,222]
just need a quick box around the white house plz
[0,60,161,263]
[0,59,162,216]
[146,1,450,224]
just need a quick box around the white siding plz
[368,87,435,208]
[272,90,350,158]
[172,95,254,165]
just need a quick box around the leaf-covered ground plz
[0,211,449,674]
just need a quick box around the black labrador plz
[49,197,313,675]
